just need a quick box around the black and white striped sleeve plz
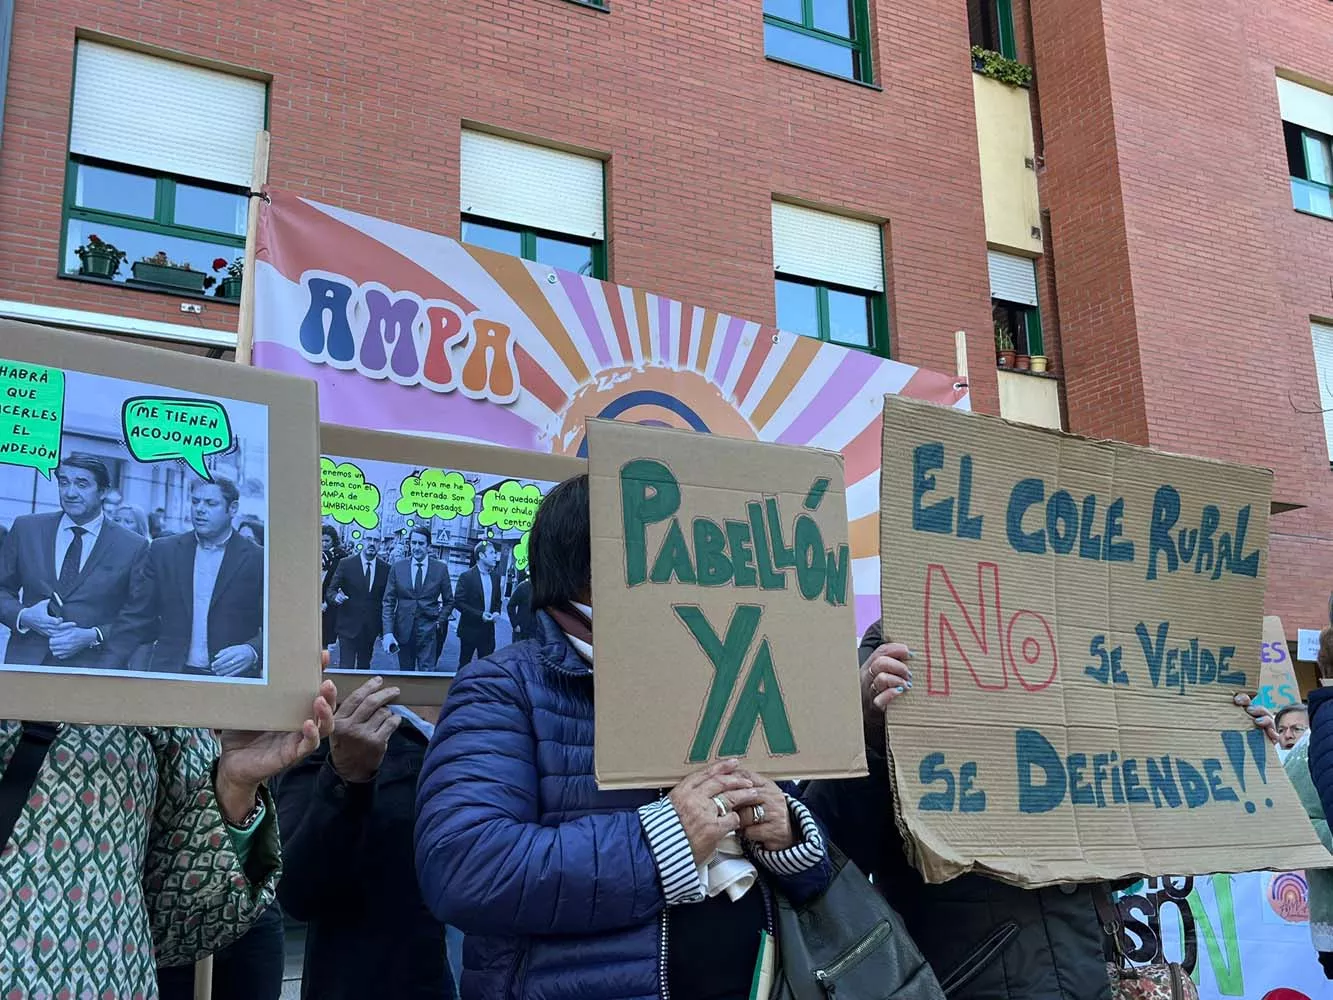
[638,797,706,905]
[749,795,826,875]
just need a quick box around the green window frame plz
[1283,121,1333,221]
[60,155,247,299]
[992,299,1043,358]
[969,0,1017,60]
[763,1,874,84]
[462,214,607,280]
[774,275,891,358]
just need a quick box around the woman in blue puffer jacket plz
[415,474,834,1000]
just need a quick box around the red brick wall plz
[1032,0,1333,627]
[0,0,998,408]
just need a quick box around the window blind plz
[771,202,884,292]
[1277,78,1333,137]
[988,250,1039,307]
[69,41,266,188]
[460,130,605,240]
[1312,322,1333,463]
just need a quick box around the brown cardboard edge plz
[585,416,850,466]
[0,317,322,730]
[320,423,586,487]
[318,422,585,695]
[326,670,452,707]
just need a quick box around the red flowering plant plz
[203,256,244,295]
[74,233,128,276]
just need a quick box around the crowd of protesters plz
[3,467,1329,1000]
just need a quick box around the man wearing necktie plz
[454,540,504,669]
[381,527,453,671]
[0,454,147,668]
[327,535,389,670]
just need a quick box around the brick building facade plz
[0,0,1328,627]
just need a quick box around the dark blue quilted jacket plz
[415,610,833,1000]
[1309,686,1333,827]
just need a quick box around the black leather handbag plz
[770,844,946,999]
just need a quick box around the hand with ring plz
[667,759,765,865]
[735,770,795,852]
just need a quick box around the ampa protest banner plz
[587,419,866,788]
[1253,617,1299,713]
[250,190,968,636]
[1113,873,1329,999]
[879,397,1329,886]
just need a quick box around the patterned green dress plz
[0,722,281,999]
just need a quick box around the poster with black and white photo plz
[0,319,320,730]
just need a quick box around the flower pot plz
[131,260,207,293]
[1014,354,1031,371]
[1029,355,1048,373]
[996,350,1016,368]
[78,249,122,279]
[218,276,243,299]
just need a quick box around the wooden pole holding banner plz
[954,330,969,389]
[234,129,271,366]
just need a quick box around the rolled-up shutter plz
[988,250,1038,306]
[771,202,884,292]
[1277,78,1333,137]
[460,130,605,240]
[69,41,266,188]
[1312,321,1333,462]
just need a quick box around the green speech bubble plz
[321,458,381,529]
[0,360,65,479]
[397,469,476,521]
[513,530,531,572]
[478,480,543,532]
[122,396,233,480]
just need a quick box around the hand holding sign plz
[667,759,760,865]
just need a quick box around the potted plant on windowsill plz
[1014,353,1031,371]
[995,318,1016,368]
[1030,355,1048,373]
[131,251,208,293]
[74,234,127,279]
[203,257,243,300]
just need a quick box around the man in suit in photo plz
[455,540,503,669]
[506,572,535,645]
[0,453,147,668]
[327,535,389,671]
[119,475,264,678]
[382,527,452,672]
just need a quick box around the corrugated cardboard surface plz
[588,419,866,789]
[0,318,321,731]
[880,396,1330,886]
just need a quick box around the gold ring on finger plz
[712,794,728,817]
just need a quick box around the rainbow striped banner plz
[251,190,969,631]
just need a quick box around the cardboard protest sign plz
[318,424,582,703]
[879,396,1329,886]
[587,419,866,789]
[0,318,320,730]
[1253,616,1299,712]
[1297,629,1321,663]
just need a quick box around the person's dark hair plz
[192,475,240,508]
[1319,627,1333,681]
[321,524,340,546]
[409,527,431,545]
[1275,704,1309,728]
[474,539,499,561]
[58,453,111,491]
[529,474,590,610]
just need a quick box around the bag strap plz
[1091,883,1130,973]
[0,721,62,849]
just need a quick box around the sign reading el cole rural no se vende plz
[879,396,1329,887]
[587,419,866,789]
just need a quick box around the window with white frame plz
[1311,321,1333,464]
[459,130,607,278]
[1278,78,1333,221]
[988,250,1044,365]
[771,201,888,356]
[62,41,267,299]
